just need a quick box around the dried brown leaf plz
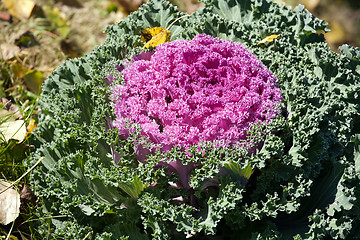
[0,44,20,60]
[0,108,26,143]
[0,180,20,225]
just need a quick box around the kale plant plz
[27,0,360,239]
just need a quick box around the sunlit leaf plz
[118,175,146,199]
[325,21,346,45]
[257,34,281,45]
[1,0,35,20]
[223,161,254,186]
[141,27,164,42]
[25,118,36,138]
[0,179,20,225]
[141,27,171,49]
[106,2,118,13]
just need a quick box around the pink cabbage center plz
[111,34,282,152]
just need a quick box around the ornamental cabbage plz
[27,0,360,239]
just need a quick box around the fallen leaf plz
[20,184,36,205]
[43,6,70,39]
[0,44,20,60]
[0,179,20,225]
[141,27,165,42]
[10,60,27,80]
[23,70,44,94]
[14,31,40,48]
[2,0,35,20]
[257,34,281,45]
[0,109,26,143]
[141,27,171,49]
[25,118,36,138]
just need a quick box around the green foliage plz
[27,0,360,239]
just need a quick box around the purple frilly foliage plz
[111,34,282,157]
